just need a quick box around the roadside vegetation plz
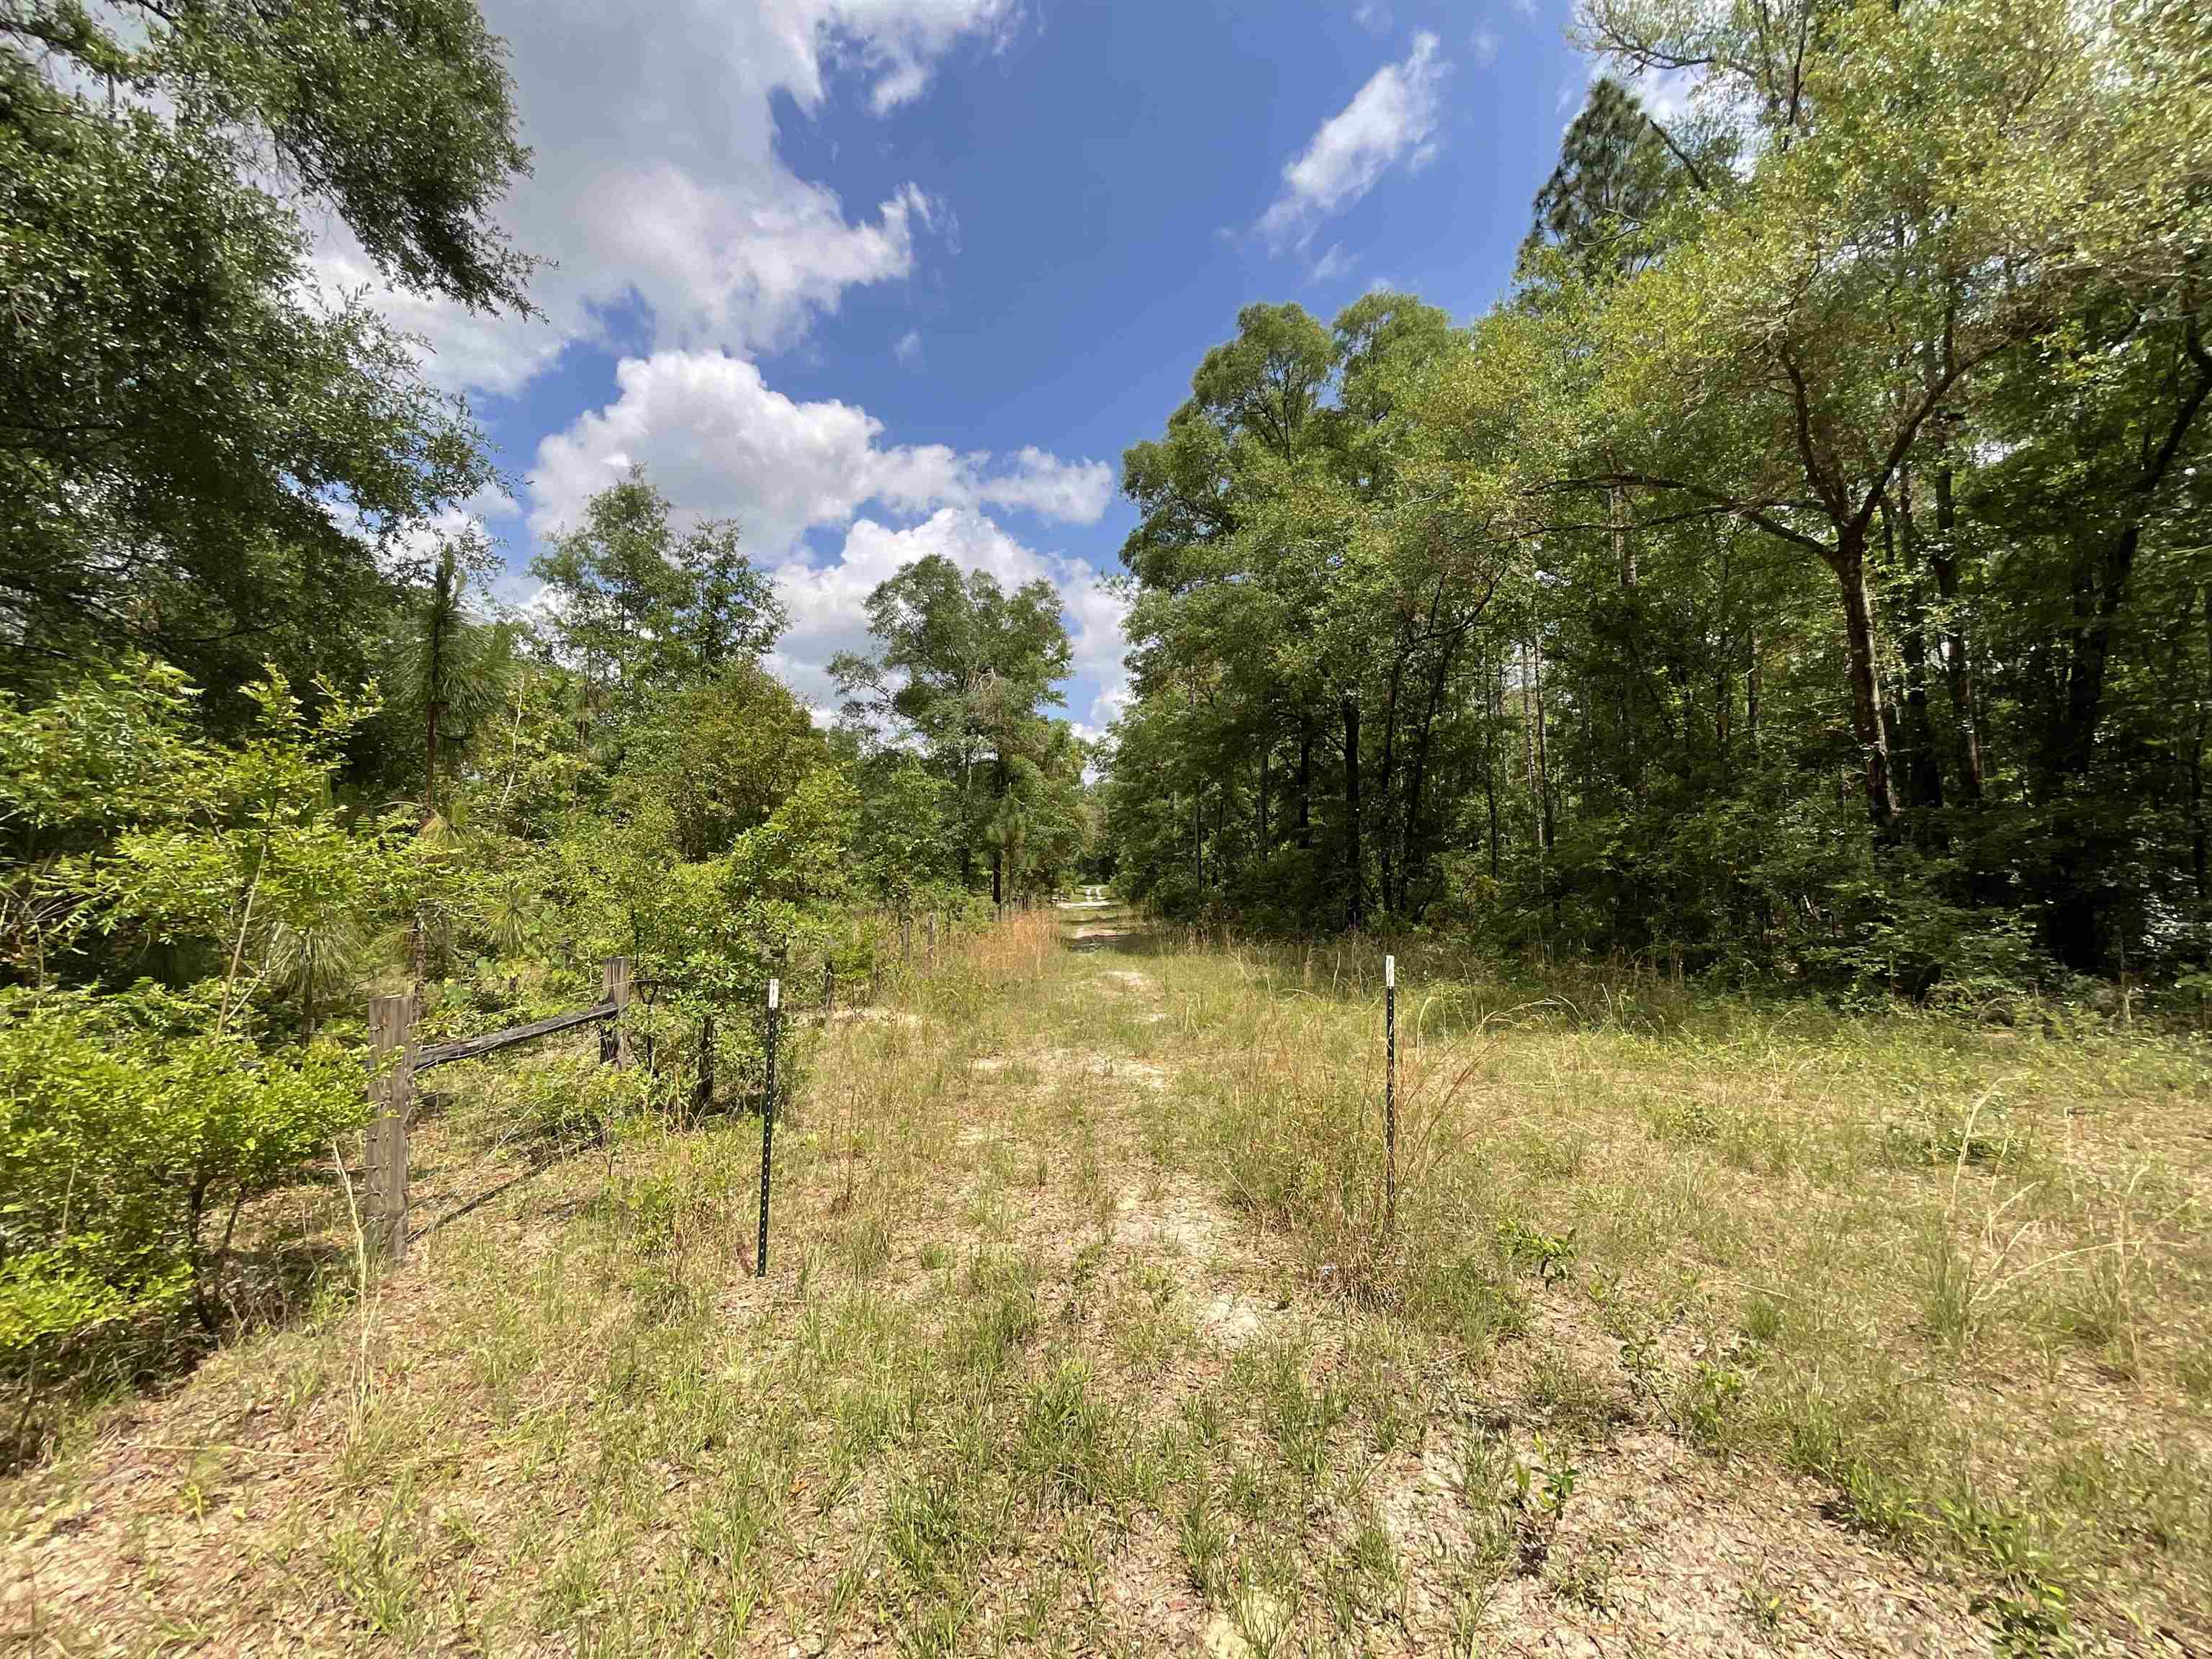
[7,907,2206,1655]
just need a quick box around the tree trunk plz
[1485,646,1502,879]
[1887,486,1945,816]
[1193,787,1204,892]
[1746,632,1761,760]
[1342,693,1364,930]
[1297,716,1313,850]
[1521,644,1539,842]
[1929,461,1985,801]
[1531,637,1555,853]
[1377,651,1404,919]
[2054,326,2212,778]
[1610,481,1635,590]
[1826,529,1900,830]
[2197,585,2210,901]
[1256,745,1270,852]
[958,745,975,886]
[1715,657,1732,757]
[1401,635,1455,915]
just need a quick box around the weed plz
[1015,1361,1130,1514]
[1237,1339,1346,1488]
[1496,1218,1578,1283]
[1178,1488,1228,1601]
[1550,1533,1615,1611]
[2179,1345,2212,1406]
[1737,1573,1784,1632]
[1649,1093,1721,1146]
[1524,1349,1622,1440]
[1673,1361,1747,1449]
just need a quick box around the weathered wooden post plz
[1384,955,1398,1235]
[366,994,413,1263]
[927,912,937,968]
[601,956,633,1068]
[757,977,780,1277]
[823,958,835,1018]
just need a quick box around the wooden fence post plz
[601,956,633,1067]
[927,912,937,968]
[366,994,413,1263]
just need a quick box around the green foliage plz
[1101,0,2212,1002]
[530,467,787,725]
[0,984,367,1352]
[616,661,826,860]
[832,552,1082,901]
[0,0,531,705]
[0,660,441,1377]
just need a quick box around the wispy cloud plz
[1470,27,1500,66]
[1259,32,1447,252]
[1310,242,1355,282]
[893,328,924,366]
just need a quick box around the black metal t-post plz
[698,1010,715,1117]
[757,977,780,1277]
[1385,954,1397,1234]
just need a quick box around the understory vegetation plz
[0,0,1084,1417]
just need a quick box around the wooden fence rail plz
[411,1000,618,1072]
[357,911,971,1269]
[361,957,634,1262]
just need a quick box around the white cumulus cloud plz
[1259,32,1447,252]
[320,0,1020,397]
[526,350,1111,551]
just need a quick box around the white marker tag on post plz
[768,979,780,1010]
[1385,956,1395,989]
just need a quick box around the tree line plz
[1101,0,2212,1000]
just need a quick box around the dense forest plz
[1102,0,2212,1004]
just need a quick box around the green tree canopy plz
[1,0,536,709]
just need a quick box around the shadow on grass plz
[2,1232,354,1473]
[1059,909,1177,959]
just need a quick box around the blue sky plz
[325,0,1605,734]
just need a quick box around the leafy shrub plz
[0,985,366,1359]
[508,1051,654,1148]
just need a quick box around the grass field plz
[5,904,2208,1655]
